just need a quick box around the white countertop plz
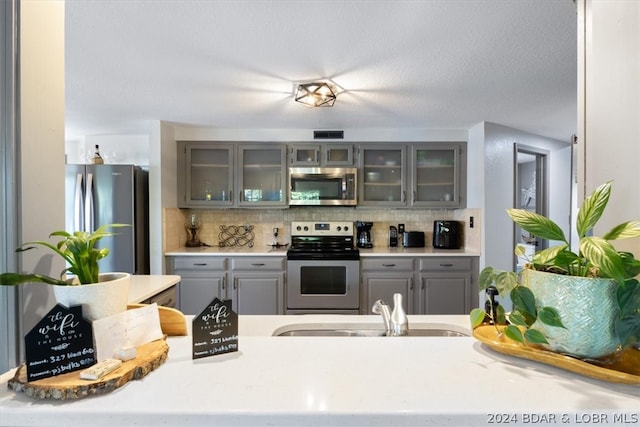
[127,275,181,303]
[165,246,289,256]
[1,315,637,426]
[357,246,480,256]
[165,247,480,257]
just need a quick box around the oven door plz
[286,259,360,310]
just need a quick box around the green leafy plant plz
[470,181,640,349]
[0,224,129,286]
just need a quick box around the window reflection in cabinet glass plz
[240,147,284,202]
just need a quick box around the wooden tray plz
[7,338,169,400]
[473,325,640,385]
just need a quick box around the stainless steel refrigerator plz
[65,164,149,274]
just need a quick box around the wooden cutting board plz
[127,303,188,336]
[8,338,169,400]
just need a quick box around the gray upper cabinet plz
[178,142,235,208]
[359,142,466,209]
[290,144,354,166]
[178,141,287,209]
[358,145,407,206]
[237,144,287,207]
[410,143,467,208]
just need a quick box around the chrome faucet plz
[372,293,408,336]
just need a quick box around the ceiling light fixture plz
[294,82,337,107]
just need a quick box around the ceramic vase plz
[521,269,620,359]
[53,272,130,321]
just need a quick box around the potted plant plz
[471,181,640,360]
[0,224,131,321]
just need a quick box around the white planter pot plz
[53,272,131,321]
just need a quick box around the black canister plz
[432,220,462,249]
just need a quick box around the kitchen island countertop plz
[1,315,637,426]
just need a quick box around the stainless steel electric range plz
[286,221,360,314]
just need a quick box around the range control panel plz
[291,221,353,237]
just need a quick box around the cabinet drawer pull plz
[251,263,265,267]
[193,263,208,266]
[439,263,453,267]
[381,264,396,267]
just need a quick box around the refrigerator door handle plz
[85,172,95,232]
[74,173,84,231]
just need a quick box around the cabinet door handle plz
[440,263,453,267]
[409,278,413,291]
[251,263,265,267]
[221,277,226,290]
[229,190,233,202]
[233,277,238,290]
[402,190,406,203]
[412,190,416,204]
[381,264,396,267]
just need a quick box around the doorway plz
[513,144,549,271]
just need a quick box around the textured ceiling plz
[65,0,577,142]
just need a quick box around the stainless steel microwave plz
[289,167,357,206]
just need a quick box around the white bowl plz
[366,172,381,182]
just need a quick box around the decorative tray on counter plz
[8,337,169,400]
[473,325,640,385]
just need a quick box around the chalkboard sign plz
[192,298,238,360]
[25,304,95,381]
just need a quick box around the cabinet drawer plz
[361,258,414,271]
[232,257,285,271]
[419,257,472,271]
[173,257,226,271]
[144,285,178,308]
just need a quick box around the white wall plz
[18,0,66,341]
[148,121,178,274]
[65,134,149,165]
[579,0,640,257]
[483,122,571,276]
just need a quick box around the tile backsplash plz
[163,207,481,252]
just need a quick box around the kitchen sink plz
[273,322,471,337]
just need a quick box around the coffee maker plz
[356,221,374,248]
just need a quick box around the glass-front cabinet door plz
[180,142,234,208]
[290,144,354,166]
[237,144,287,207]
[359,145,407,206]
[411,143,466,208]
[290,144,320,166]
[323,144,353,165]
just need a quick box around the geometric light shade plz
[294,82,337,107]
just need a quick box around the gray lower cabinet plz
[230,257,285,315]
[416,257,478,314]
[360,256,478,315]
[168,256,227,315]
[361,258,415,314]
[166,256,285,315]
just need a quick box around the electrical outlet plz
[470,216,474,228]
